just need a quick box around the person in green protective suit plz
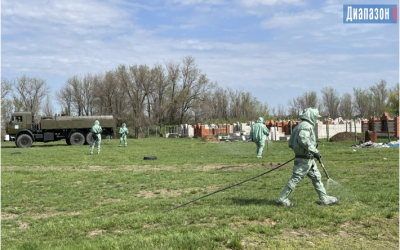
[119,123,129,147]
[250,117,270,158]
[90,120,103,155]
[276,108,338,206]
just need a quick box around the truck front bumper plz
[4,134,16,142]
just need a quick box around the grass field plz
[1,137,399,249]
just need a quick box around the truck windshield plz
[11,116,23,122]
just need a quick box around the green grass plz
[1,138,399,249]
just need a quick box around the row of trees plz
[281,80,399,120]
[1,56,270,137]
[2,56,398,137]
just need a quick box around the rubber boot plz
[320,196,339,206]
[119,144,121,147]
[276,185,294,207]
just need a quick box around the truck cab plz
[6,112,34,135]
[5,112,35,147]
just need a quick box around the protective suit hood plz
[299,108,319,126]
[94,120,100,126]
[257,117,264,123]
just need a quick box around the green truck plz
[5,112,116,148]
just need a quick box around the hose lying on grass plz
[162,158,295,213]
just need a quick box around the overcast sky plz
[2,0,399,113]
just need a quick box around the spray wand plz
[317,158,331,180]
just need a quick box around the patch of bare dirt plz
[330,166,398,171]
[230,218,278,230]
[329,132,364,142]
[200,164,263,171]
[2,163,274,173]
[137,187,218,199]
[283,228,311,238]
[340,222,351,228]
[1,165,181,172]
[143,223,161,228]
[89,229,105,236]
[18,221,29,229]
[120,165,179,171]
[241,237,261,246]
[1,212,20,220]
[32,211,81,220]
[339,179,349,182]
[201,135,219,142]
[137,190,157,198]
[136,188,187,198]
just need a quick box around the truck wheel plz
[16,134,33,148]
[66,138,71,145]
[70,132,85,146]
[85,132,93,145]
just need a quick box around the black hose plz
[162,158,295,213]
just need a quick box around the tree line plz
[1,56,398,137]
[281,80,399,120]
[1,56,270,137]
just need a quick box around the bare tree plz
[1,78,13,99]
[65,76,84,116]
[13,75,50,116]
[287,96,302,118]
[288,91,318,118]
[149,64,170,128]
[339,93,353,119]
[82,73,97,116]
[1,99,14,132]
[165,61,180,124]
[386,83,399,117]
[118,64,152,138]
[56,82,73,116]
[321,87,340,118]
[353,87,373,118]
[42,95,55,116]
[303,91,318,108]
[94,71,128,124]
[369,80,389,115]
[176,56,212,124]
[272,104,286,119]
[1,78,14,133]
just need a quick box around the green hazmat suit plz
[119,123,129,147]
[90,120,103,155]
[276,108,338,206]
[250,117,270,158]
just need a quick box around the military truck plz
[5,112,116,148]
